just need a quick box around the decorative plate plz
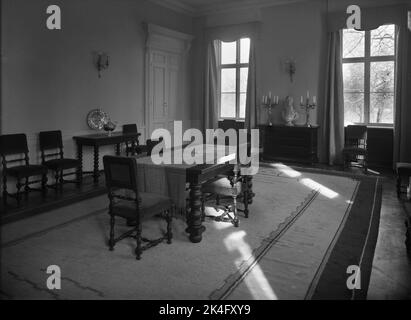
[87,109,109,130]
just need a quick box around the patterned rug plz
[0,164,381,300]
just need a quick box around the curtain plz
[321,30,344,165]
[203,40,219,134]
[245,40,257,130]
[203,22,261,134]
[393,23,411,163]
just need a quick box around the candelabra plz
[300,94,316,127]
[261,95,279,126]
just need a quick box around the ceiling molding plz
[149,0,197,16]
[148,0,310,17]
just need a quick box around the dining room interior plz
[1,0,411,301]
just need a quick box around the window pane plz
[343,29,365,58]
[240,38,250,63]
[221,41,236,64]
[371,24,395,56]
[344,93,364,125]
[239,93,246,118]
[370,61,394,124]
[220,93,236,118]
[370,93,394,123]
[343,63,364,125]
[221,68,236,92]
[240,67,248,92]
[343,63,364,91]
[370,61,395,93]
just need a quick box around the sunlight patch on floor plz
[224,231,278,300]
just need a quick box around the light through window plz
[219,38,250,119]
[342,24,396,126]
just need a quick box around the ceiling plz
[149,0,308,16]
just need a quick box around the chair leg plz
[42,174,48,196]
[135,220,142,260]
[24,177,29,197]
[232,195,239,227]
[2,175,7,207]
[242,177,249,218]
[59,170,64,191]
[16,179,22,206]
[166,209,173,244]
[109,214,115,251]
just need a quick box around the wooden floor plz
[0,174,106,225]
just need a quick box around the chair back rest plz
[345,125,367,147]
[0,134,29,168]
[39,130,64,162]
[123,124,138,134]
[103,155,139,195]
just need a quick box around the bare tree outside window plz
[342,25,396,126]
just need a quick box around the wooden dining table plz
[133,143,254,243]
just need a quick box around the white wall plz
[1,0,194,177]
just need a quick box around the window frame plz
[342,25,396,127]
[218,38,249,121]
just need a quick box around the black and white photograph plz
[0,0,411,308]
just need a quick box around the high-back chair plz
[103,155,174,259]
[122,124,143,156]
[342,125,368,172]
[39,130,81,192]
[0,133,48,206]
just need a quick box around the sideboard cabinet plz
[260,125,319,164]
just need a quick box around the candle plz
[262,96,265,104]
[313,96,317,105]
[307,90,310,99]
[269,91,272,100]
[276,96,279,104]
[301,96,303,104]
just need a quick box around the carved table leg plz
[76,143,83,184]
[186,182,205,243]
[93,145,99,184]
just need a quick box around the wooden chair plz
[342,125,368,173]
[201,138,251,227]
[122,124,144,156]
[39,130,81,192]
[103,155,174,260]
[0,133,48,206]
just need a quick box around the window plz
[219,38,250,119]
[342,24,396,126]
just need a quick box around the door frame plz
[143,23,193,140]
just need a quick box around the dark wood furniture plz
[260,125,318,164]
[185,161,254,243]
[40,130,81,192]
[342,125,368,173]
[73,132,140,184]
[103,155,174,260]
[0,133,48,206]
[396,162,411,198]
[201,164,250,228]
[122,124,144,156]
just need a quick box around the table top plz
[73,132,140,145]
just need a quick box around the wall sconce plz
[285,59,296,83]
[96,52,109,78]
